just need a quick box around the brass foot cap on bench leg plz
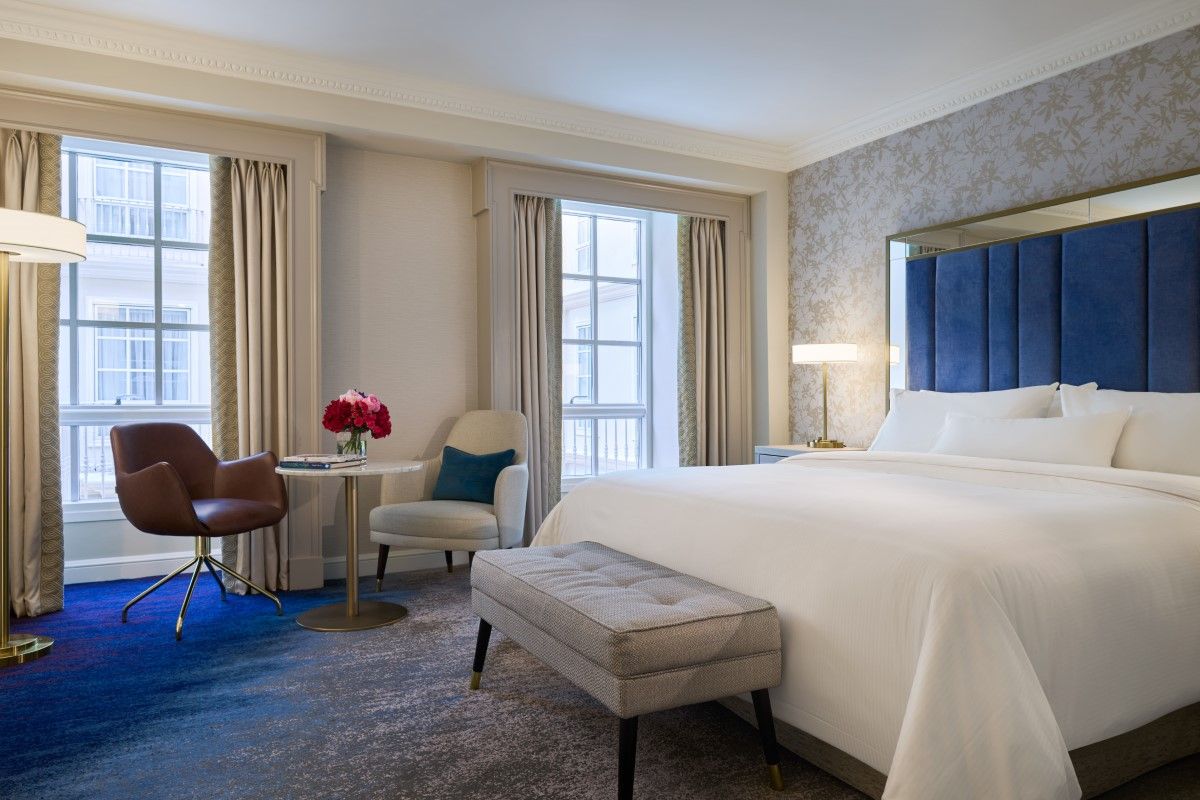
[469,671,482,691]
[768,764,784,791]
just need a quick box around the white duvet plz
[533,452,1200,800]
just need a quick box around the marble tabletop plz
[275,460,422,478]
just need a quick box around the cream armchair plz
[370,410,529,590]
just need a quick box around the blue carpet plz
[4,570,1198,800]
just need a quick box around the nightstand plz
[754,444,866,464]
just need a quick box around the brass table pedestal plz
[277,460,421,633]
[297,600,407,632]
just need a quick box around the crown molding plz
[0,0,1195,175]
[0,0,792,172]
[786,0,1200,170]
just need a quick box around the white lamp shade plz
[0,208,86,264]
[792,343,858,364]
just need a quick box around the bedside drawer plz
[756,454,786,464]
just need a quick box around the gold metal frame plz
[121,536,283,640]
[295,474,407,631]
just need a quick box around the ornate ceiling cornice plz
[0,0,1195,174]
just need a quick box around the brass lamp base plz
[806,438,846,449]
[0,633,53,667]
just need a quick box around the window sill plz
[64,501,127,525]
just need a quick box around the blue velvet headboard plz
[905,206,1200,392]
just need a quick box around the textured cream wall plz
[789,27,1200,447]
[320,145,476,559]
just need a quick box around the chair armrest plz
[494,463,529,548]
[115,462,202,536]
[380,455,440,506]
[214,451,288,510]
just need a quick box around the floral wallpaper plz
[789,26,1200,447]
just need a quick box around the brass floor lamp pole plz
[0,210,86,669]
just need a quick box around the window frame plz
[560,202,653,490]
[60,143,211,522]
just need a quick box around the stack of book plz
[278,454,366,470]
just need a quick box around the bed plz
[534,206,1200,800]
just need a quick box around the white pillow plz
[1060,386,1200,475]
[930,410,1130,467]
[1047,383,1097,417]
[870,384,1058,453]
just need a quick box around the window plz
[561,203,649,484]
[60,138,212,513]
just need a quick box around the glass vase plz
[337,431,368,459]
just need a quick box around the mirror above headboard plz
[887,167,1200,402]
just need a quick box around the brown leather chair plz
[110,422,286,639]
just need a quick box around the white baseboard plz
[65,550,195,585]
[64,547,465,586]
[322,548,466,581]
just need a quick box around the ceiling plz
[3,0,1198,170]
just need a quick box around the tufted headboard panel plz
[906,206,1200,392]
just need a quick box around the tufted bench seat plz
[469,541,784,800]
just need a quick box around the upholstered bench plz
[469,541,785,800]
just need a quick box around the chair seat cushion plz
[193,498,283,536]
[369,500,498,541]
[471,542,780,678]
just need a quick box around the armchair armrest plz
[380,454,441,506]
[214,451,288,510]
[115,462,202,536]
[494,462,529,548]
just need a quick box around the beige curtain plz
[514,195,562,540]
[1,129,64,617]
[678,216,729,467]
[209,156,290,592]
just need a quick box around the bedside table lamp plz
[0,209,86,668]
[792,343,858,449]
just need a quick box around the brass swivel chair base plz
[121,538,283,640]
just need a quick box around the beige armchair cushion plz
[369,500,499,551]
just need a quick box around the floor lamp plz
[0,208,86,668]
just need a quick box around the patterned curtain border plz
[207,156,242,578]
[677,216,699,467]
[545,198,562,508]
[35,133,64,614]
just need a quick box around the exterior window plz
[560,205,648,484]
[60,138,212,508]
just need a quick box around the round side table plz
[276,460,421,631]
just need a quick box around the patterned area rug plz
[4,568,1199,800]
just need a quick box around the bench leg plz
[375,545,390,592]
[445,550,454,573]
[618,716,638,800]
[752,689,784,791]
[470,619,492,690]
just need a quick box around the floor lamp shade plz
[0,209,85,668]
[792,342,858,448]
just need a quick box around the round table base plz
[296,601,408,632]
[0,634,53,667]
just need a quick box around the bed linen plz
[533,452,1200,800]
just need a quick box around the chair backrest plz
[445,410,528,463]
[110,423,219,500]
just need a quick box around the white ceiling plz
[4,0,1199,169]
